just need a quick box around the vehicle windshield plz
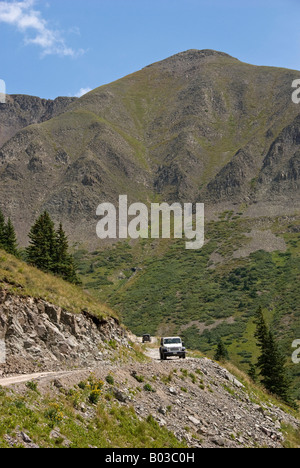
[164,338,181,344]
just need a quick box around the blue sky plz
[0,0,300,99]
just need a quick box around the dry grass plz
[0,250,116,320]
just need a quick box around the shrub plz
[26,381,38,392]
[105,375,115,386]
[89,390,101,405]
[189,373,196,384]
[133,374,145,383]
[108,339,117,350]
[44,404,64,423]
[143,383,156,393]
[87,374,104,405]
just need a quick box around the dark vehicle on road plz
[142,334,151,343]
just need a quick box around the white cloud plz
[0,0,84,57]
[75,87,92,97]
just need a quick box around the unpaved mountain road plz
[135,336,161,360]
[0,337,159,388]
[136,336,192,361]
[0,369,92,387]
[0,340,299,448]
[0,338,188,387]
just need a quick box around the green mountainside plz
[74,211,300,398]
[0,50,299,246]
[0,49,299,397]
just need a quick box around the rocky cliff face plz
[257,114,300,198]
[0,94,77,149]
[0,289,129,375]
[206,113,300,204]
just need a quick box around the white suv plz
[160,337,186,360]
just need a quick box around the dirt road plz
[0,339,298,449]
[136,336,191,361]
[0,369,90,387]
[137,337,161,360]
[0,337,185,387]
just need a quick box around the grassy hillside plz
[0,250,114,320]
[0,374,187,449]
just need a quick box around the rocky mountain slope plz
[0,94,77,149]
[0,288,299,448]
[0,248,136,376]
[0,50,299,246]
[0,252,300,448]
[0,252,299,448]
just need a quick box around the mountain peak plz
[144,49,237,70]
[170,49,236,59]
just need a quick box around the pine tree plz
[26,212,80,283]
[214,338,229,362]
[54,223,69,271]
[254,307,294,405]
[0,212,18,256]
[262,330,292,403]
[4,218,18,255]
[0,209,6,248]
[254,306,270,379]
[26,211,57,272]
[53,223,79,284]
[254,306,268,351]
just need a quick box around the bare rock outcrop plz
[0,289,128,375]
[0,94,76,149]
